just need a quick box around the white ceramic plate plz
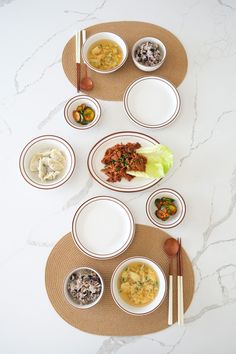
[72,196,135,259]
[124,77,180,128]
[19,135,76,190]
[87,131,161,192]
[146,188,186,229]
[111,257,167,316]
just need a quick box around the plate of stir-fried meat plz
[87,131,162,192]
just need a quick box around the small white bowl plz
[19,135,76,189]
[111,257,166,316]
[132,37,166,72]
[64,95,101,130]
[146,188,186,229]
[82,32,128,74]
[64,267,104,309]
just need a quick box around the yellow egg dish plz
[87,39,123,71]
[118,262,159,307]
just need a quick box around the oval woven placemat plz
[62,21,188,101]
[45,224,194,335]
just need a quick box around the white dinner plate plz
[124,77,180,128]
[87,131,161,192]
[72,196,135,259]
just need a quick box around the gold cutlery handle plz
[168,275,173,325]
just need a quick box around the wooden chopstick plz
[177,238,183,276]
[177,237,184,325]
[75,31,81,92]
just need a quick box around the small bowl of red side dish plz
[146,188,186,229]
[64,95,101,130]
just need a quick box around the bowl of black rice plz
[64,267,104,308]
[132,37,166,72]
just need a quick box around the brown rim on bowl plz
[110,256,167,316]
[87,131,162,193]
[146,188,186,229]
[19,135,76,190]
[82,32,128,74]
[64,266,104,309]
[71,196,135,259]
[64,95,101,130]
[123,77,181,129]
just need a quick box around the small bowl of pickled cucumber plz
[64,95,101,130]
[146,188,186,229]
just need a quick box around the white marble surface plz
[0,0,236,353]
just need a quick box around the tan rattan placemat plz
[62,21,188,101]
[45,224,194,335]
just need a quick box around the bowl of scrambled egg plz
[111,256,166,315]
[82,32,128,74]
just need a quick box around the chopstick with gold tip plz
[177,237,184,325]
[75,31,81,92]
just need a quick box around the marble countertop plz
[1,0,236,353]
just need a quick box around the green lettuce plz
[127,144,173,179]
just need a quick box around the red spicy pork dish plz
[101,142,147,182]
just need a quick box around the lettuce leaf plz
[127,144,173,179]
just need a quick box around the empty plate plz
[124,77,180,128]
[72,196,135,259]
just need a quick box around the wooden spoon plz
[163,237,179,325]
[81,29,94,91]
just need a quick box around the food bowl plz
[132,37,166,72]
[64,267,104,309]
[82,32,128,74]
[146,188,186,229]
[111,257,166,316]
[19,135,76,189]
[64,95,101,130]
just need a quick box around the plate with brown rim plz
[87,131,161,192]
[72,196,135,259]
[123,77,180,128]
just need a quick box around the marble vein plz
[178,1,201,37]
[185,267,236,325]
[62,178,93,210]
[165,109,236,183]
[14,30,64,95]
[15,59,60,95]
[64,0,107,17]
[0,118,12,134]
[193,166,236,265]
[27,240,54,248]
[146,328,187,354]
[0,0,14,7]
[217,0,236,11]
[194,259,236,295]
[217,264,236,302]
[97,336,138,354]
[185,300,236,323]
[37,99,68,129]
[13,0,107,96]
[0,246,26,268]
